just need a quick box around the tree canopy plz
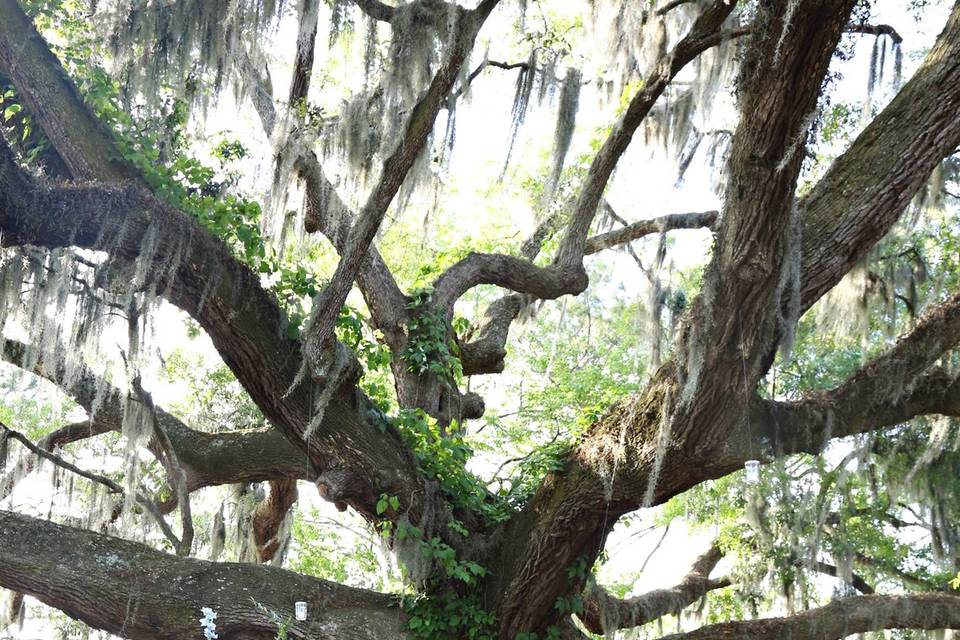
[1,0,960,638]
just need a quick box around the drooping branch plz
[657,593,960,640]
[132,375,195,556]
[0,419,111,500]
[458,207,713,376]
[0,509,405,640]
[0,338,313,492]
[579,545,730,635]
[5,335,299,561]
[0,422,182,549]
[0,145,428,523]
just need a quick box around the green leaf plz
[3,103,22,121]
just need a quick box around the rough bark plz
[490,3,856,635]
[0,510,405,640]
[746,289,960,459]
[1,1,960,639]
[799,3,960,311]
[657,593,960,640]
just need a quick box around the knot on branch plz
[315,467,377,513]
[460,391,485,420]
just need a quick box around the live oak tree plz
[1,0,960,638]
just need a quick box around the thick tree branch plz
[491,3,857,635]
[852,551,938,591]
[580,544,730,635]
[0,509,405,640]
[749,289,960,459]
[799,3,960,311]
[0,0,139,182]
[657,593,960,640]
[352,0,395,22]
[0,144,427,523]
[289,0,320,106]
[297,154,410,345]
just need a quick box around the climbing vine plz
[401,288,465,381]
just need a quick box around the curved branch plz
[580,544,730,635]
[0,136,429,523]
[0,338,313,492]
[658,593,960,640]
[749,288,960,459]
[0,509,404,640]
[432,5,738,311]
[812,561,874,595]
